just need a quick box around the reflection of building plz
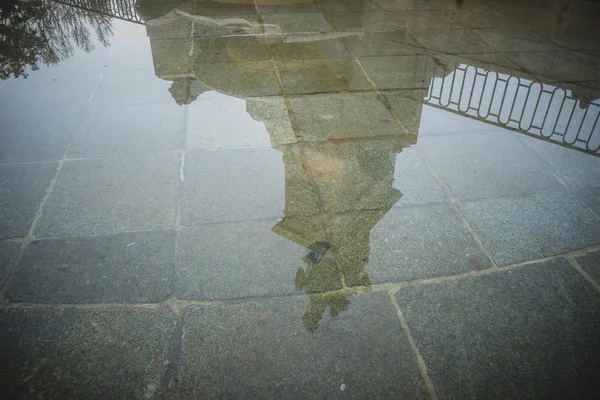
[136,0,600,330]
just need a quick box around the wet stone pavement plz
[1,0,600,398]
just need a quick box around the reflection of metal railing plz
[425,64,600,155]
[52,0,144,24]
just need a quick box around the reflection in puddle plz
[1,1,600,397]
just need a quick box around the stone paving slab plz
[575,249,600,287]
[186,94,274,150]
[517,135,600,189]
[176,293,428,399]
[359,55,439,90]
[176,220,307,300]
[0,242,20,289]
[0,308,177,400]
[365,205,491,284]
[0,109,80,164]
[37,154,179,237]
[418,132,565,201]
[289,92,402,141]
[182,148,284,225]
[460,192,600,266]
[0,163,57,240]
[577,187,600,218]
[6,230,174,304]
[68,103,186,158]
[395,258,600,399]
[277,58,372,94]
[392,149,447,207]
[89,68,176,106]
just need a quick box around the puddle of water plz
[1,1,600,398]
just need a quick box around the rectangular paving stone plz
[0,308,177,400]
[258,3,320,14]
[360,55,441,90]
[181,148,284,225]
[289,92,403,141]
[6,230,174,304]
[262,13,333,34]
[320,0,382,12]
[0,242,20,289]
[193,61,282,97]
[176,293,428,399]
[270,36,350,60]
[194,0,257,16]
[460,192,600,266]
[473,28,559,52]
[68,103,186,158]
[575,249,600,287]
[344,30,426,56]
[192,36,270,63]
[419,132,565,200]
[505,51,600,82]
[517,134,600,189]
[0,109,80,164]
[0,163,57,240]
[384,88,428,134]
[365,205,491,283]
[395,259,600,399]
[176,220,307,300]
[410,29,495,54]
[37,153,179,237]
[89,68,176,106]
[0,53,107,112]
[392,148,447,207]
[328,11,409,32]
[577,187,600,217]
[277,58,372,94]
[187,94,295,150]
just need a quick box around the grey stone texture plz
[0,163,57,240]
[460,192,600,266]
[6,230,174,303]
[176,293,429,399]
[175,220,306,300]
[181,148,284,225]
[37,153,180,237]
[396,258,600,399]
[366,205,492,283]
[0,308,177,400]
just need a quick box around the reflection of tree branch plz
[0,0,115,79]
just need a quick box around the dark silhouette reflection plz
[0,0,120,79]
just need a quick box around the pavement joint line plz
[317,4,413,136]
[388,292,439,400]
[251,0,330,236]
[0,142,71,300]
[2,243,599,309]
[565,256,600,293]
[418,151,499,268]
[512,133,574,191]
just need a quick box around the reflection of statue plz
[272,138,406,331]
[0,0,113,79]
[136,0,418,331]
